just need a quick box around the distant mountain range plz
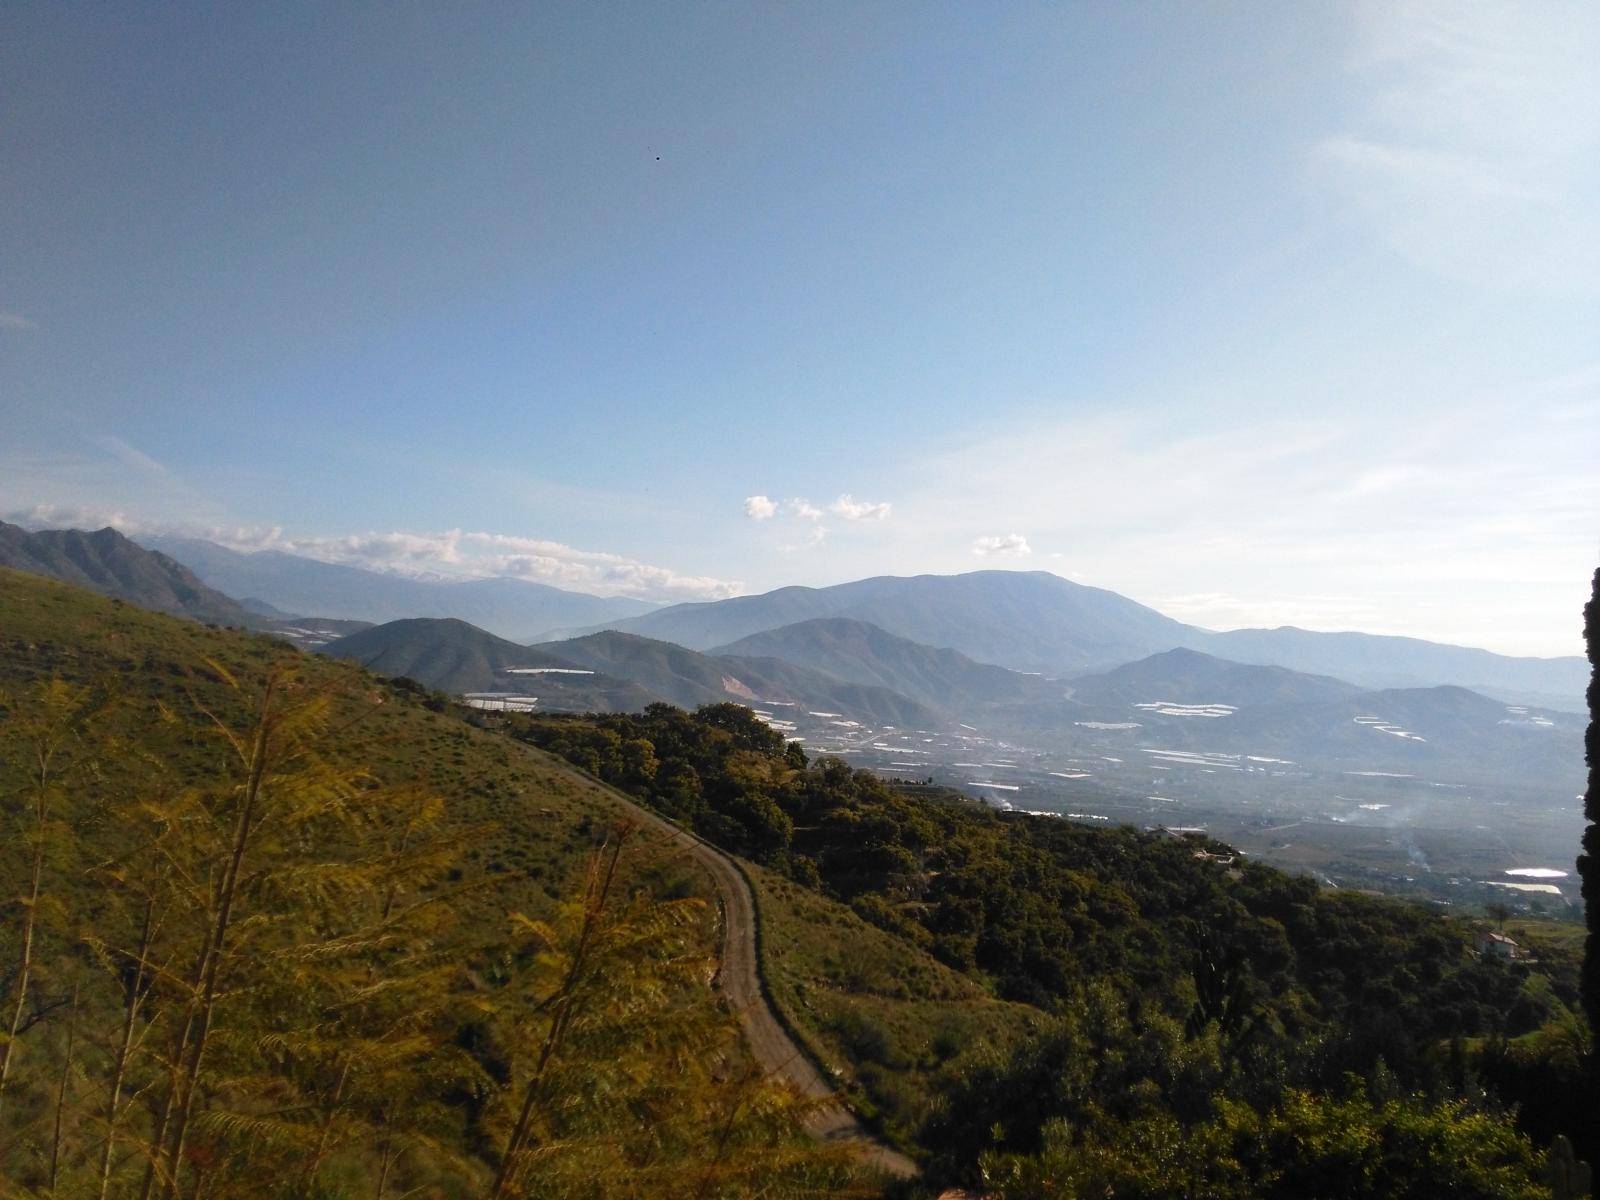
[1,521,259,626]
[325,610,1581,790]
[569,570,1192,676]
[690,624,1581,785]
[572,570,1586,710]
[4,516,1574,794]
[1053,650,1584,788]
[323,615,941,728]
[139,535,657,641]
[0,522,380,650]
[1196,626,1586,713]
[9,520,1587,715]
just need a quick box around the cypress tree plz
[1582,568,1599,1052]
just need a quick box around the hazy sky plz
[3,2,1596,655]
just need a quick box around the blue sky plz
[2,2,1596,655]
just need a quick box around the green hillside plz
[0,570,624,918]
[511,702,1595,1193]
[749,863,1040,1149]
[324,615,658,709]
[0,571,863,1197]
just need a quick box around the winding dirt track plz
[577,774,919,1179]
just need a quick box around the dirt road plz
[577,773,919,1179]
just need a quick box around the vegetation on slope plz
[511,703,1595,1192]
[747,863,1039,1150]
[5,568,1593,1197]
[0,571,862,1198]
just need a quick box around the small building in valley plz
[1476,931,1521,960]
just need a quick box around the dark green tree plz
[1582,567,1599,1085]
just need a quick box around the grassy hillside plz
[0,570,640,926]
[749,863,1039,1150]
[0,570,862,1197]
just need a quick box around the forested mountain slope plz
[514,702,1595,1188]
[0,570,865,1196]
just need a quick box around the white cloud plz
[829,494,891,521]
[5,503,135,532]
[0,312,37,331]
[741,494,891,545]
[972,533,1032,558]
[1314,1,1600,292]
[259,528,743,601]
[1,506,743,602]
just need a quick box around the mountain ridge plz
[532,629,944,729]
[0,521,259,626]
[572,569,1586,710]
[711,616,1055,713]
[322,616,659,710]
[141,534,658,640]
[571,570,1194,673]
[18,525,1586,710]
[1066,645,1367,709]
[321,617,944,729]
